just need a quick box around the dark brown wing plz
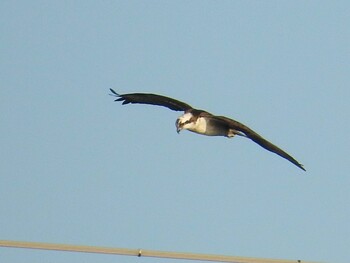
[110,89,192,112]
[216,115,305,171]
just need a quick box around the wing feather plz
[216,115,305,171]
[110,89,192,112]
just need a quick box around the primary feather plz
[110,88,192,111]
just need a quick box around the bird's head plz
[175,112,194,133]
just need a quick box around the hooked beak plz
[175,119,182,134]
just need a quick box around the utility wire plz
[0,240,319,263]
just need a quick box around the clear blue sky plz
[1,1,349,262]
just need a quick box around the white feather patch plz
[178,113,207,135]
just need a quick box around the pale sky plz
[1,1,349,263]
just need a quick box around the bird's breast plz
[187,117,207,134]
[188,117,228,136]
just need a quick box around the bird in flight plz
[110,89,305,171]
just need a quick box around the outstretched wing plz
[110,89,192,112]
[216,115,305,171]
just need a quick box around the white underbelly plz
[187,117,227,136]
[188,117,207,134]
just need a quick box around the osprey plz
[110,89,305,171]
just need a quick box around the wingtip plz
[109,88,120,97]
[297,163,306,172]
